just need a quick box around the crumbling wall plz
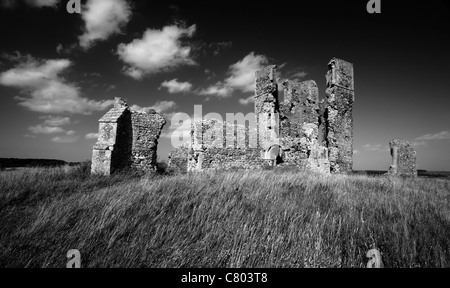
[387,139,417,177]
[91,98,131,175]
[131,109,166,170]
[254,65,279,150]
[166,57,354,175]
[179,118,266,172]
[279,79,330,173]
[91,98,165,175]
[323,58,354,174]
[167,146,190,174]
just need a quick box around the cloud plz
[210,41,232,56]
[56,43,78,55]
[160,79,192,93]
[40,115,71,126]
[411,141,427,148]
[85,132,99,139]
[291,71,308,79]
[79,0,132,49]
[362,143,389,152]
[239,95,254,105]
[353,149,360,155]
[226,52,269,92]
[198,82,231,98]
[1,51,33,63]
[52,135,79,143]
[117,24,196,79]
[416,130,450,141]
[122,67,144,80]
[28,115,72,135]
[130,100,177,114]
[0,56,114,114]
[198,52,268,99]
[106,84,116,91]
[1,0,59,8]
[29,125,64,134]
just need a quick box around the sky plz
[0,0,449,171]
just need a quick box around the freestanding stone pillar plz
[324,58,354,174]
[387,139,417,177]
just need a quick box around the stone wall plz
[279,79,330,173]
[387,139,417,177]
[254,65,279,150]
[168,60,343,174]
[167,146,190,174]
[179,118,266,173]
[91,98,131,175]
[323,58,354,174]
[91,98,165,175]
[92,58,355,176]
[131,109,166,171]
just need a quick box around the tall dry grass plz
[0,163,449,267]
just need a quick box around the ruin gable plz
[91,98,165,175]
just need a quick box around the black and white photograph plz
[0,0,449,273]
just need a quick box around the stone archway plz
[264,144,283,166]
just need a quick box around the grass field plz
[1,162,449,268]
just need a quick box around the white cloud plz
[291,71,308,79]
[411,141,427,148]
[122,67,144,80]
[40,116,71,126]
[416,130,450,141]
[362,143,389,152]
[29,125,64,134]
[198,52,268,99]
[56,43,77,55]
[106,84,116,91]
[85,132,99,139]
[198,82,232,98]
[130,100,177,114]
[52,135,79,143]
[56,44,64,54]
[79,0,131,49]
[160,79,192,93]
[0,57,114,114]
[238,95,254,105]
[117,24,196,79]
[226,52,268,92]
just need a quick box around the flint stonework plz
[387,139,417,177]
[168,58,353,174]
[93,58,355,175]
[91,98,165,175]
[323,58,354,174]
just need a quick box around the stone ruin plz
[387,139,417,177]
[91,98,166,175]
[167,57,355,174]
[90,58,421,177]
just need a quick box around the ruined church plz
[168,57,355,174]
[91,57,360,176]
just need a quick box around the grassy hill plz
[0,163,449,267]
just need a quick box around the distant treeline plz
[0,158,68,169]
